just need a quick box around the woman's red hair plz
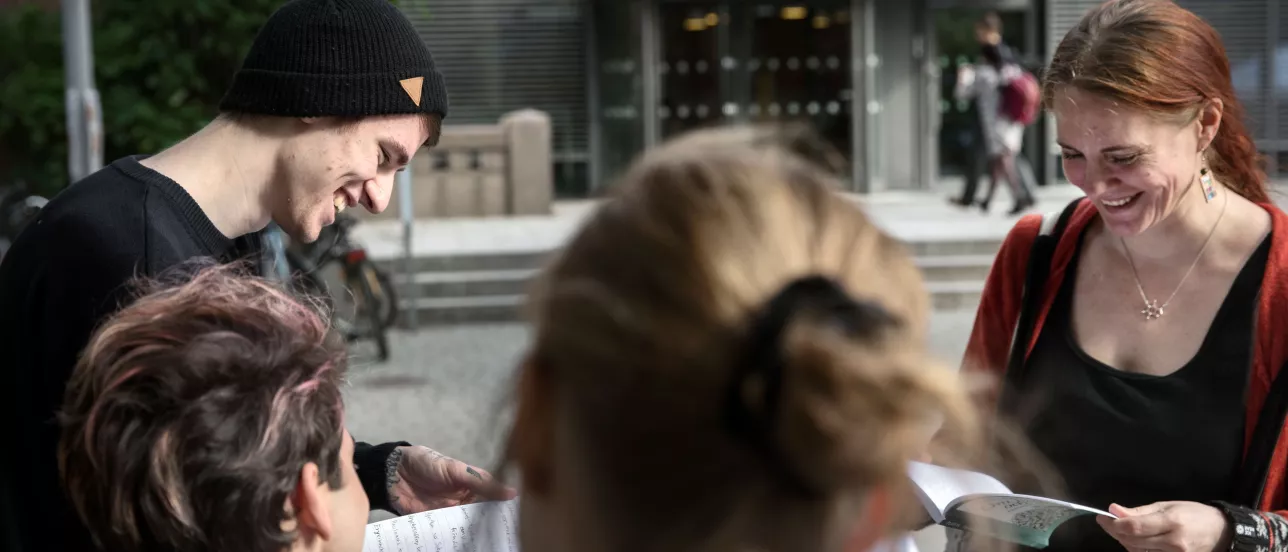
[1043,0,1268,203]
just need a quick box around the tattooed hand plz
[1097,502,1232,552]
[386,445,518,515]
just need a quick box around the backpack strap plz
[1001,198,1083,396]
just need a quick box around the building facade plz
[403,0,1288,197]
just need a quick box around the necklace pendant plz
[1141,300,1164,320]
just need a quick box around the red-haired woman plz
[963,1,1288,551]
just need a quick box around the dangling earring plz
[1200,156,1216,203]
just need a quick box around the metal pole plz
[640,0,660,148]
[61,0,103,184]
[397,166,418,328]
[584,0,602,191]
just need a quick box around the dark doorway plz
[655,2,855,162]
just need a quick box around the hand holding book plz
[907,461,1115,549]
[1096,501,1231,552]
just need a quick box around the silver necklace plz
[1120,189,1227,321]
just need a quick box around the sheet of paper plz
[946,494,1115,549]
[953,494,1114,522]
[908,461,1012,518]
[362,499,520,552]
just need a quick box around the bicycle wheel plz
[284,250,329,302]
[346,260,390,361]
[286,250,361,341]
[360,260,400,329]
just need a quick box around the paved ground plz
[343,311,977,469]
[343,182,1077,543]
[344,309,977,549]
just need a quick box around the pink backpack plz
[1001,69,1041,125]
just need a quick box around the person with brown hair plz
[0,1,510,550]
[58,262,372,552]
[504,125,986,552]
[963,0,1288,550]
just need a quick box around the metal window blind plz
[399,1,589,161]
[1178,0,1271,141]
[1045,0,1103,64]
[1277,1,1288,148]
[1048,0,1277,146]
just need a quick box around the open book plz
[908,462,1115,549]
[363,499,519,552]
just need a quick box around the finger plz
[1107,531,1181,552]
[451,461,518,500]
[1098,518,1178,552]
[1109,503,1134,518]
[1104,511,1173,539]
[1111,502,1170,518]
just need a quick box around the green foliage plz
[0,0,282,196]
[0,5,69,197]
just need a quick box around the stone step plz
[403,295,526,325]
[397,280,985,326]
[388,255,994,303]
[395,269,537,298]
[372,237,1004,275]
[927,280,984,312]
[915,255,995,282]
[375,238,998,326]
[376,250,553,274]
[904,238,1002,257]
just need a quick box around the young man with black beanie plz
[0,1,513,550]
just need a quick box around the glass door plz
[744,3,853,159]
[654,2,854,162]
[657,3,728,138]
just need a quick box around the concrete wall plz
[873,0,924,190]
[357,109,555,220]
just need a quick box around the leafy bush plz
[0,0,281,197]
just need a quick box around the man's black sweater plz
[0,156,405,552]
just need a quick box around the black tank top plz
[1011,229,1270,551]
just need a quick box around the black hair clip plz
[722,275,898,497]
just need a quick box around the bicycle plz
[265,214,399,362]
[0,185,49,263]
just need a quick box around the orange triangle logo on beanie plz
[399,76,424,107]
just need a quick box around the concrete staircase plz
[376,238,998,326]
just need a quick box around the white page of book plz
[362,499,520,552]
[952,493,1115,520]
[908,462,1012,519]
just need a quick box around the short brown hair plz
[509,126,982,550]
[59,261,349,552]
[1043,0,1267,202]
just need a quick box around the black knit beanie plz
[219,0,448,119]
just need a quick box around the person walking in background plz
[952,12,1038,216]
[0,1,512,551]
[505,125,989,552]
[961,1,1288,550]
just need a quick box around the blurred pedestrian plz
[952,12,1037,216]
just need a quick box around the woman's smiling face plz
[1053,87,1219,237]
